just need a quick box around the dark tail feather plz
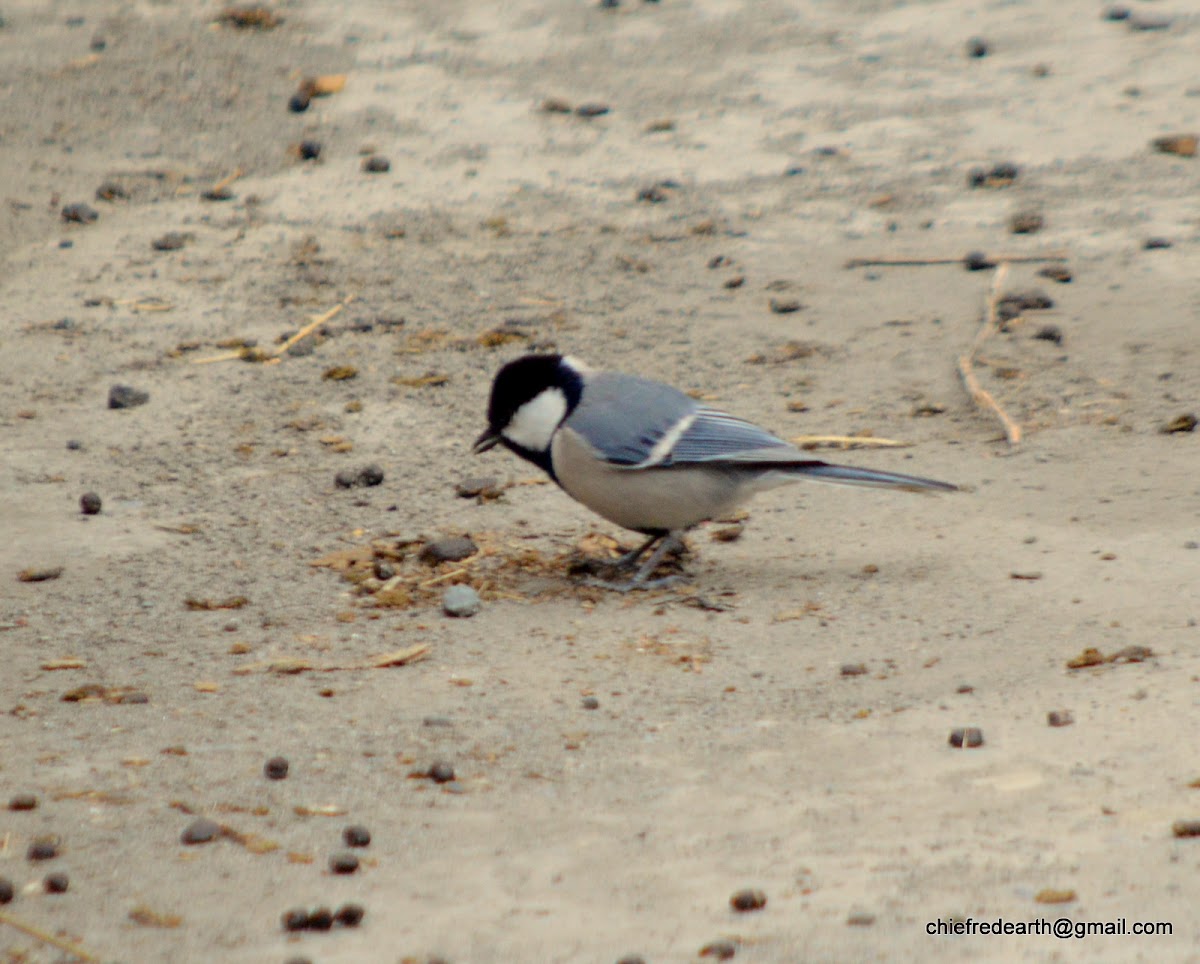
[788,460,957,493]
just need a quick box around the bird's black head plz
[472,354,586,476]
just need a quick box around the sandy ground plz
[2,0,1199,962]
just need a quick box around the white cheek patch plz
[503,387,568,452]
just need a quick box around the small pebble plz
[965,37,989,58]
[373,560,395,580]
[847,911,877,926]
[1009,211,1044,234]
[201,187,234,202]
[264,756,289,780]
[962,250,995,271]
[43,873,69,894]
[1172,820,1200,838]
[66,439,83,450]
[8,793,38,811]
[329,851,359,875]
[108,384,149,409]
[1034,325,1063,346]
[420,536,478,564]
[151,231,189,251]
[768,297,803,314]
[581,696,600,710]
[288,90,311,112]
[1047,710,1074,727]
[1143,237,1173,250]
[455,476,499,498]
[95,182,129,201]
[700,939,737,960]
[282,908,310,931]
[575,103,610,118]
[0,877,13,905]
[80,492,102,515]
[362,155,391,173]
[358,464,385,487]
[1038,264,1072,283]
[181,817,221,845]
[429,761,455,783]
[948,727,985,749]
[1129,13,1172,31]
[956,683,974,694]
[335,469,359,489]
[730,888,767,912]
[637,185,668,203]
[284,958,313,964]
[616,957,646,964]
[335,902,366,926]
[1162,414,1197,434]
[1103,5,1130,20]
[343,825,372,848]
[298,140,322,160]
[61,202,99,223]
[442,585,481,618]
[599,0,619,7]
[840,663,868,677]
[307,907,334,930]
[27,839,59,861]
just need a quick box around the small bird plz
[473,354,956,589]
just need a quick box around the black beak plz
[472,427,501,455]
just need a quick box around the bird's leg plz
[612,533,663,571]
[581,532,688,592]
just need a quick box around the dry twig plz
[957,263,1022,445]
[0,909,102,962]
[789,435,912,450]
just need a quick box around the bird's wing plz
[563,372,702,467]
[657,406,794,465]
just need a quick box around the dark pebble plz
[455,476,499,498]
[700,939,737,960]
[1172,820,1200,838]
[637,185,668,203]
[1129,13,1172,31]
[956,683,975,694]
[284,958,313,964]
[0,877,13,905]
[95,181,129,201]
[948,727,985,748]
[1033,324,1063,345]
[965,37,989,58]
[329,851,360,874]
[783,164,806,176]
[423,716,454,727]
[962,250,995,271]
[66,439,83,450]
[335,469,359,489]
[90,33,106,50]
[1162,414,1197,434]
[429,761,456,783]
[616,957,646,964]
[968,163,1018,188]
[1038,264,1072,283]
[1009,211,1044,234]
[847,911,877,926]
[282,908,310,931]
[264,756,289,780]
[419,536,478,565]
[335,902,366,926]
[181,817,221,845]
[61,202,99,223]
[108,384,149,409]
[9,793,38,811]
[1103,5,1130,20]
[288,90,311,112]
[581,696,600,710]
[599,0,620,7]
[840,663,868,677]
[1143,237,1173,250]
[1047,710,1074,727]
[298,140,322,160]
[27,838,59,861]
[201,187,235,202]
[730,888,768,912]
[151,231,189,251]
[575,103,610,118]
[373,560,395,580]
[358,464,385,487]
[769,297,803,314]
[43,873,69,894]
[308,907,334,930]
[80,492,102,515]
[343,824,372,848]
[362,155,391,173]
